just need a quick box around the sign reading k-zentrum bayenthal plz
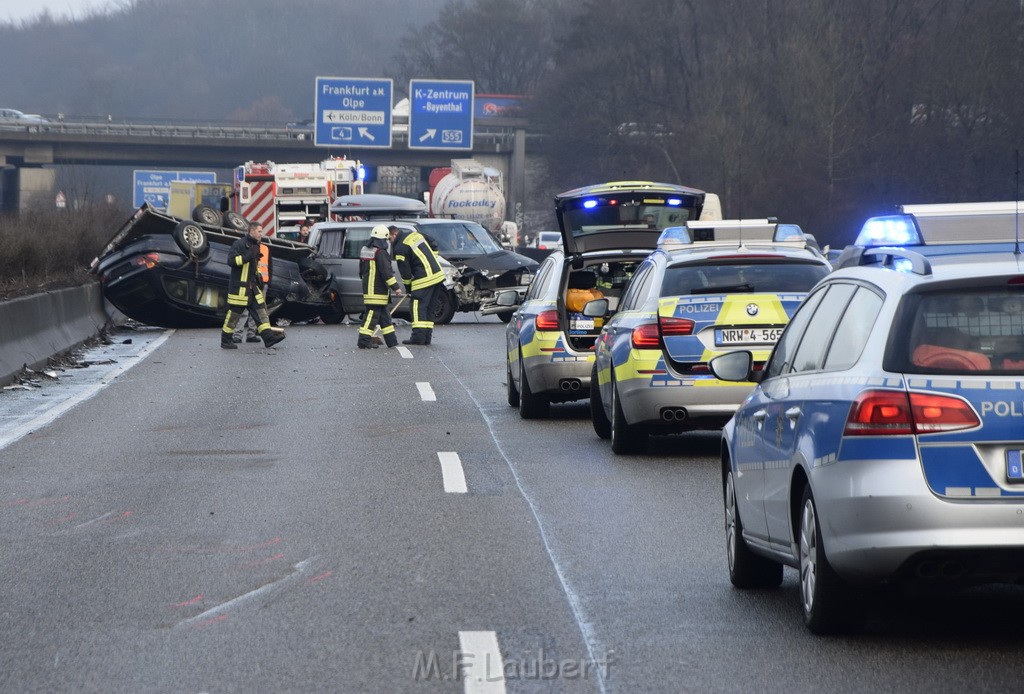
[408,79,474,150]
[314,76,393,148]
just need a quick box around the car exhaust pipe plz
[660,408,688,422]
[916,561,940,579]
[940,561,966,580]
[559,379,581,391]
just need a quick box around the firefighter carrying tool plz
[220,223,286,349]
[389,225,446,345]
[357,225,403,350]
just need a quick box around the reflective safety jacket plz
[393,229,445,291]
[227,234,263,307]
[258,243,271,283]
[360,238,398,305]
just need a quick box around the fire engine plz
[234,157,364,238]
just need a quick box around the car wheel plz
[518,355,549,419]
[506,359,520,408]
[590,362,611,439]
[191,204,222,226]
[610,371,646,454]
[223,211,250,232]
[171,220,209,257]
[431,289,458,325]
[497,310,514,323]
[725,469,783,588]
[319,296,346,324]
[799,487,865,634]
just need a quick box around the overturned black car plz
[90,204,332,328]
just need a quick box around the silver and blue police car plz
[589,219,831,453]
[502,181,714,418]
[710,201,1024,634]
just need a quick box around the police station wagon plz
[589,219,830,453]
[711,201,1024,634]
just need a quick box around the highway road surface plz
[1,315,1021,692]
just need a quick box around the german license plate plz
[1007,450,1023,483]
[570,318,595,331]
[715,326,783,346]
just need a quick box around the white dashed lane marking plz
[458,631,506,694]
[416,382,436,402]
[396,346,414,359]
[437,452,468,494]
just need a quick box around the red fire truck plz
[234,157,364,238]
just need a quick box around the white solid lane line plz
[396,346,413,359]
[458,631,506,694]
[416,382,436,401]
[437,452,468,494]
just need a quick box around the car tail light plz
[134,253,160,269]
[631,322,661,349]
[536,309,560,331]
[844,389,980,436]
[659,316,695,336]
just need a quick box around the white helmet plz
[370,224,390,240]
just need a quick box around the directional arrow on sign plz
[419,129,437,143]
[358,127,375,141]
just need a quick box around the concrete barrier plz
[0,282,112,387]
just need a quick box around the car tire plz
[610,371,646,454]
[506,360,520,408]
[319,296,346,325]
[518,355,549,419]
[497,310,514,323]
[590,362,611,439]
[799,487,865,634]
[191,204,222,226]
[171,220,209,257]
[223,211,250,232]
[431,289,458,325]
[725,469,783,588]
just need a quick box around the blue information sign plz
[314,76,393,148]
[408,79,474,150]
[133,170,216,209]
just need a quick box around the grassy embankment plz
[0,205,129,301]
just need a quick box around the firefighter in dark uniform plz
[220,223,286,349]
[388,224,446,345]
[358,225,403,349]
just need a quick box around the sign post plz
[314,76,393,148]
[408,79,474,151]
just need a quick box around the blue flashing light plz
[583,199,599,209]
[891,258,915,273]
[357,165,366,181]
[657,226,693,248]
[855,215,922,247]
[774,223,804,241]
[667,198,682,206]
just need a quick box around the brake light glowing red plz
[659,316,695,336]
[631,322,661,349]
[536,310,560,331]
[844,390,980,436]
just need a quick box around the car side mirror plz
[709,351,758,382]
[582,298,609,317]
[495,289,520,307]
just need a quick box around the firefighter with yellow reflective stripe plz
[357,225,403,349]
[220,223,286,349]
[389,225,445,345]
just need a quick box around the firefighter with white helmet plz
[357,224,403,349]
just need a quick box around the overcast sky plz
[0,0,115,22]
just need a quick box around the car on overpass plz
[0,108,49,132]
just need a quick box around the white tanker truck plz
[428,158,507,235]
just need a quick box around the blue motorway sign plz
[314,76,392,148]
[133,170,216,209]
[408,79,474,150]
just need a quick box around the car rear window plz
[660,259,828,297]
[891,289,1024,374]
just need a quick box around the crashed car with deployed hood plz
[90,204,332,328]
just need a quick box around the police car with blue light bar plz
[710,201,1024,634]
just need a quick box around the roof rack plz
[835,246,932,275]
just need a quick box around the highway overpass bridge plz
[0,117,529,222]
